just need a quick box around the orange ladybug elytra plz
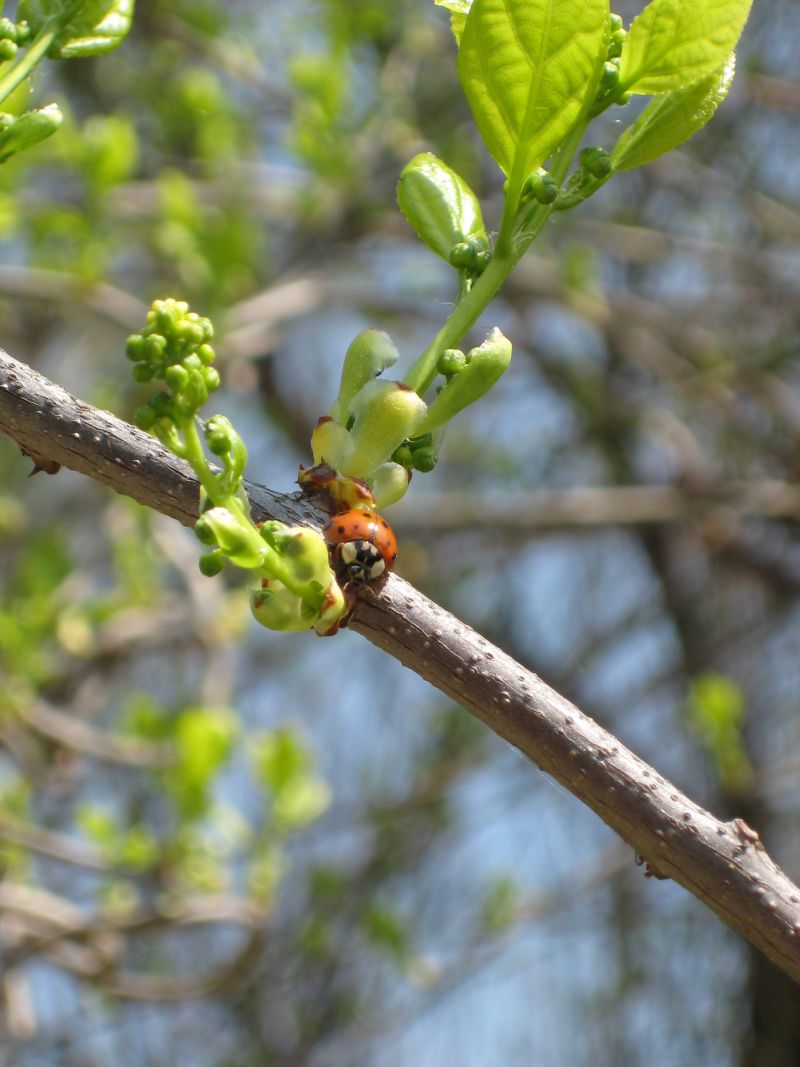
[323,509,398,584]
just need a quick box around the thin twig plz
[2,348,800,983]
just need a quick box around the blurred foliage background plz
[1,0,800,1064]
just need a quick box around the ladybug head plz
[337,539,386,583]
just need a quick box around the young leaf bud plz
[311,416,355,469]
[371,461,412,508]
[415,328,511,433]
[250,582,317,633]
[330,330,399,425]
[339,381,428,479]
[397,152,488,265]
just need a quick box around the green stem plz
[403,122,588,397]
[0,0,86,104]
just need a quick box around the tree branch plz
[3,348,800,983]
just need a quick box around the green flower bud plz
[250,581,317,633]
[609,12,624,31]
[371,461,412,508]
[448,238,488,272]
[132,363,154,383]
[202,366,221,392]
[206,414,247,488]
[339,381,428,479]
[411,447,437,473]
[0,104,61,163]
[194,507,266,569]
[15,22,31,44]
[0,18,16,40]
[601,61,620,88]
[0,39,17,61]
[133,405,156,431]
[391,444,414,468]
[521,168,559,205]
[145,333,167,360]
[164,364,188,391]
[329,330,399,425]
[397,152,488,265]
[580,147,612,179]
[311,416,355,469]
[415,328,512,434]
[437,349,467,378]
[197,343,215,365]
[199,552,225,577]
[206,431,229,455]
[125,335,146,361]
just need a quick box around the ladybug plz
[323,509,398,584]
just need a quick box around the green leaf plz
[434,0,471,44]
[687,672,753,791]
[397,152,487,264]
[0,104,62,163]
[619,0,752,95]
[18,0,135,59]
[457,0,609,178]
[612,54,735,171]
[174,706,237,791]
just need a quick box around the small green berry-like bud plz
[601,61,620,88]
[609,12,623,31]
[201,367,220,392]
[199,552,225,577]
[197,343,215,365]
[164,364,188,391]
[0,39,17,61]
[145,333,167,360]
[0,19,16,40]
[133,405,156,431]
[411,447,437,473]
[132,363,155,383]
[522,168,559,205]
[580,147,612,179]
[15,21,31,44]
[449,240,479,271]
[125,335,146,361]
[437,349,467,378]
[391,444,414,468]
[206,431,230,455]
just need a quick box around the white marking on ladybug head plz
[368,557,386,579]
[340,541,358,564]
